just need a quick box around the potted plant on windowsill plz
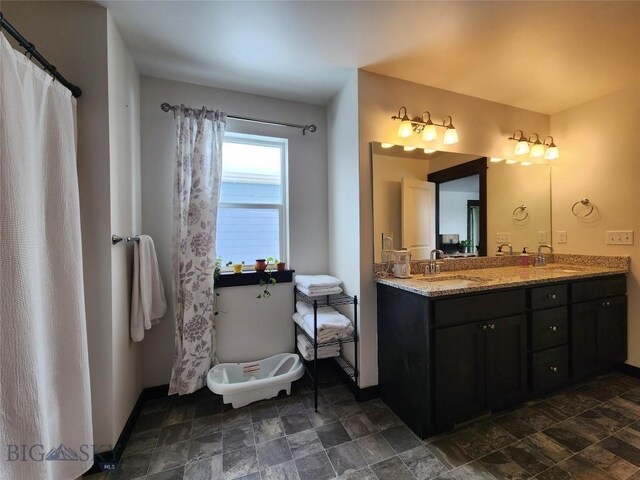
[226,260,244,274]
[459,240,470,254]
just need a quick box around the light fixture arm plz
[543,136,556,147]
[528,133,541,144]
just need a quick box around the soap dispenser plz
[519,247,529,267]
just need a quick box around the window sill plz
[215,269,295,288]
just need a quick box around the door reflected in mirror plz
[371,142,551,262]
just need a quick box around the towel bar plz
[112,234,139,245]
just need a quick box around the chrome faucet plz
[535,244,553,267]
[497,243,513,255]
[425,249,445,275]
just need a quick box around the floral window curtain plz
[169,107,226,395]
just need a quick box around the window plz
[216,133,288,268]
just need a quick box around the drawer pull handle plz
[549,366,559,373]
[549,325,558,332]
[548,294,557,300]
[606,301,611,307]
[489,323,496,330]
[481,324,488,331]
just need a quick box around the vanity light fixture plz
[508,130,560,159]
[391,107,459,145]
[505,159,519,164]
[521,161,533,166]
[403,145,417,151]
[381,143,394,148]
[489,157,504,163]
[424,148,437,154]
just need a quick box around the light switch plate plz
[606,230,634,245]
[557,231,567,244]
[496,232,511,243]
[538,231,548,244]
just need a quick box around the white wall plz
[439,190,479,240]
[3,2,143,449]
[327,71,361,375]
[140,76,328,387]
[551,82,640,367]
[357,70,550,387]
[107,13,143,443]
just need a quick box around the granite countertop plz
[374,263,629,298]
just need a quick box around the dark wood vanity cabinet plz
[377,274,627,438]
[571,277,627,380]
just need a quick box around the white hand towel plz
[131,235,167,342]
[295,274,342,289]
[297,285,343,297]
[297,334,340,354]
[293,313,353,343]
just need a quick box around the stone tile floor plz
[88,371,640,479]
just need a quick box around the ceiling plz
[100,1,640,114]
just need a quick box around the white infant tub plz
[207,353,304,408]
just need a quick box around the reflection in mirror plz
[371,142,552,262]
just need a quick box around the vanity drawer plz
[572,276,626,303]
[531,285,567,310]
[532,346,569,393]
[433,289,526,328]
[531,307,568,351]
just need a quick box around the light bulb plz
[530,143,546,158]
[521,161,532,166]
[397,120,413,138]
[422,124,438,142]
[423,148,436,154]
[443,127,459,145]
[506,159,518,164]
[403,146,416,151]
[381,143,394,149]
[545,145,559,160]
[489,157,504,163]
[514,140,530,156]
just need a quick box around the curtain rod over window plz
[0,12,82,98]
[160,102,317,135]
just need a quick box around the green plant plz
[257,257,278,298]
[213,257,223,315]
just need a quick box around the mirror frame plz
[427,157,488,257]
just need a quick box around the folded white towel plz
[295,274,342,289]
[297,334,340,355]
[293,312,353,343]
[296,301,338,317]
[131,235,167,342]
[294,305,353,330]
[297,285,343,297]
[298,346,340,361]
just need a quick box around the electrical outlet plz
[538,231,548,244]
[496,232,511,243]
[557,231,567,244]
[606,230,634,245]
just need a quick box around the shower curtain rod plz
[0,13,82,98]
[160,102,317,135]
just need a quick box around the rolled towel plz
[292,313,353,343]
[296,301,338,317]
[295,302,353,330]
[297,285,343,297]
[297,334,339,355]
[295,274,342,289]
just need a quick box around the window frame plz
[218,132,289,271]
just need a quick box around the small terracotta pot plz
[277,262,286,272]
[255,259,267,271]
[232,264,243,274]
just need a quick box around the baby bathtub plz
[207,353,304,408]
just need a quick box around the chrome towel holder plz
[572,198,594,218]
[112,234,140,245]
[512,205,529,222]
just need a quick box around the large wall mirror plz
[372,142,552,262]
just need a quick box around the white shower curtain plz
[169,107,226,395]
[0,33,93,479]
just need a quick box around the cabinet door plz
[485,314,527,410]
[434,322,486,429]
[599,296,627,369]
[572,300,601,380]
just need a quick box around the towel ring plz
[512,205,529,222]
[571,198,594,218]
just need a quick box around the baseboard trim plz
[616,363,640,378]
[355,384,380,402]
[84,384,169,476]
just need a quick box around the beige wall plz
[486,162,551,255]
[3,2,143,449]
[551,82,640,366]
[107,13,143,444]
[357,70,550,386]
[140,76,328,387]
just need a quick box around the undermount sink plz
[542,265,589,274]
[419,275,487,288]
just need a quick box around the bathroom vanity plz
[375,261,628,438]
